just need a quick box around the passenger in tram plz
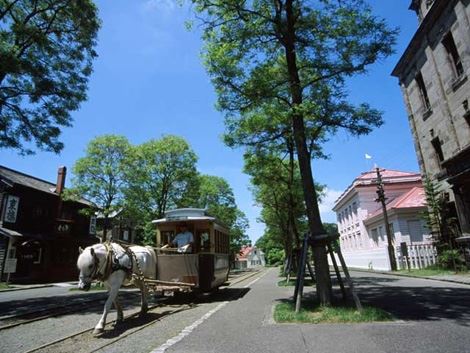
[172,225,194,253]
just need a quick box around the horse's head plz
[77,245,101,291]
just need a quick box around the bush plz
[438,249,465,270]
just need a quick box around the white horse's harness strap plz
[95,243,134,281]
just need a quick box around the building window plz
[431,137,444,162]
[415,72,431,112]
[425,0,434,9]
[371,228,378,244]
[442,32,464,78]
[464,100,470,126]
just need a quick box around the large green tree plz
[192,0,396,304]
[0,0,99,155]
[190,174,250,255]
[69,135,131,242]
[124,135,199,244]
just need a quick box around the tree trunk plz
[283,0,332,305]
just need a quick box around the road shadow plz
[357,284,470,326]
[280,275,470,326]
[0,290,142,318]
[166,287,250,305]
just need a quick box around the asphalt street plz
[158,268,470,353]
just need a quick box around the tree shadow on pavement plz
[356,283,470,326]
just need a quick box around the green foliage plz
[70,134,248,247]
[247,151,324,262]
[124,135,199,224]
[70,134,131,215]
[274,301,392,324]
[192,0,396,156]
[256,232,284,266]
[191,0,396,304]
[267,248,285,266]
[0,0,100,155]
[422,177,461,264]
[438,249,465,271]
[397,264,467,276]
[188,174,250,255]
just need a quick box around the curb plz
[0,284,53,293]
[347,267,470,286]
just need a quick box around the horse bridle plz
[80,247,103,284]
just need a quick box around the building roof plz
[365,186,427,223]
[236,246,252,260]
[0,165,58,194]
[392,0,450,78]
[235,245,264,261]
[333,168,421,210]
[0,165,93,207]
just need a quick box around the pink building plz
[234,245,266,269]
[333,169,431,270]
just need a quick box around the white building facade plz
[333,169,431,270]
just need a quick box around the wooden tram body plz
[149,208,230,293]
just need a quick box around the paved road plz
[155,268,470,353]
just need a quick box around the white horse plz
[77,242,157,335]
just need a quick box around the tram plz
[149,208,230,293]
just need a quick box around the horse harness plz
[92,243,135,281]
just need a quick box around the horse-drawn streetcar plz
[77,208,230,334]
[152,208,230,293]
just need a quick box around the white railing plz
[396,243,437,270]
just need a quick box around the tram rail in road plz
[5,268,264,353]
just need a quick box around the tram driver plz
[172,225,194,253]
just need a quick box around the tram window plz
[199,230,210,251]
[160,231,174,246]
[215,230,220,253]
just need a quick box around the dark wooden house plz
[0,165,98,283]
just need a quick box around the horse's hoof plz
[93,328,104,336]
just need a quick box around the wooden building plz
[0,165,97,283]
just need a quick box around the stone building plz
[392,0,470,236]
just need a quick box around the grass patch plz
[278,279,315,287]
[396,265,468,277]
[274,300,392,324]
[0,282,11,290]
[69,283,107,291]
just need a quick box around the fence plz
[396,243,437,270]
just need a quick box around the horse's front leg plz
[94,273,125,335]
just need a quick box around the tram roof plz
[151,208,216,224]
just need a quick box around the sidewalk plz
[0,281,77,293]
[348,267,470,285]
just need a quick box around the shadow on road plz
[357,283,470,326]
[282,274,470,326]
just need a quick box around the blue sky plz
[0,0,419,243]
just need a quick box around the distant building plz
[333,169,430,270]
[392,0,470,237]
[96,209,137,244]
[234,245,266,269]
[0,165,97,283]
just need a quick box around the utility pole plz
[375,167,397,271]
